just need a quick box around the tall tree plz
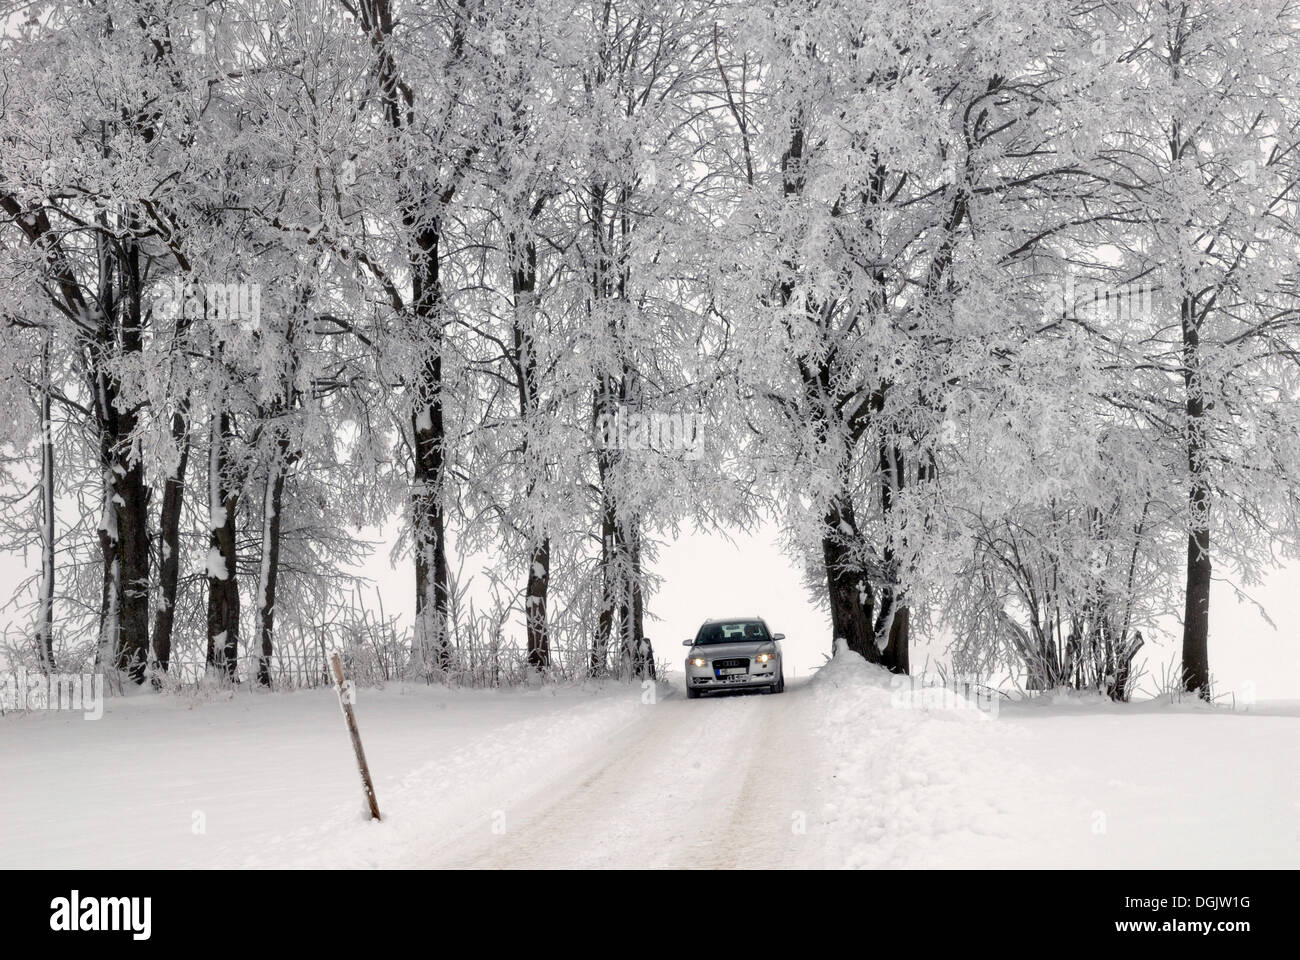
[1095,0,1300,696]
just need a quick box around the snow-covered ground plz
[2,649,1297,868]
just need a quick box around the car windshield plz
[695,621,768,644]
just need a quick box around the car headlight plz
[689,657,707,667]
[756,652,776,663]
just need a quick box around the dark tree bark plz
[91,448,149,684]
[151,404,190,677]
[114,447,152,682]
[1110,632,1144,703]
[36,334,55,672]
[254,469,286,687]
[525,538,551,669]
[254,320,302,689]
[879,604,910,675]
[821,494,878,662]
[875,438,915,675]
[628,528,647,677]
[413,269,454,671]
[255,442,289,688]
[592,487,617,675]
[89,253,151,683]
[589,449,644,680]
[511,229,551,670]
[116,228,152,683]
[618,523,648,677]
[590,396,645,679]
[206,411,240,679]
[1181,295,1212,698]
[587,180,643,677]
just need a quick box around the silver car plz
[683,618,785,698]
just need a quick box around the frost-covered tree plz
[0,2,223,681]
[1081,0,1300,697]
[719,0,1110,673]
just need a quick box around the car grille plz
[712,658,749,669]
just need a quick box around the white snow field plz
[2,647,1297,869]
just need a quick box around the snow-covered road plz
[419,680,829,868]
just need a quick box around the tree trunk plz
[115,454,151,682]
[587,182,648,678]
[407,192,451,680]
[592,491,616,676]
[83,104,152,685]
[350,0,456,681]
[525,538,550,670]
[591,406,643,678]
[358,0,455,681]
[1182,531,1211,695]
[206,410,240,680]
[114,224,152,683]
[875,438,911,674]
[590,180,620,678]
[1111,631,1144,703]
[1181,295,1212,698]
[151,405,190,678]
[879,602,910,675]
[36,334,55,672]
[255,447,288,688]
[254,309,301,690]
[820,494,877,662]
[628,528,647,677]
[92,344,151,683]
[95,463,118,673]
[411,349,450,677]
[613,522,648,677]
[512,230,550,671]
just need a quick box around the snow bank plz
[0,681,649,869]
[810,641,1026,868]
[809,641,1300,868]
[253,684,650,868]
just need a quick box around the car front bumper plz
[685,659,780,690]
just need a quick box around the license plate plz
[717,667,746,676]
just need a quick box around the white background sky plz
[3,523,1297,699]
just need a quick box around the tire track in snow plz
[427,678,830,869]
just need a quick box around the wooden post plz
[329,653,381,821]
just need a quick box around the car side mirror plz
[773,633,785,641]
[682,639,694,646]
